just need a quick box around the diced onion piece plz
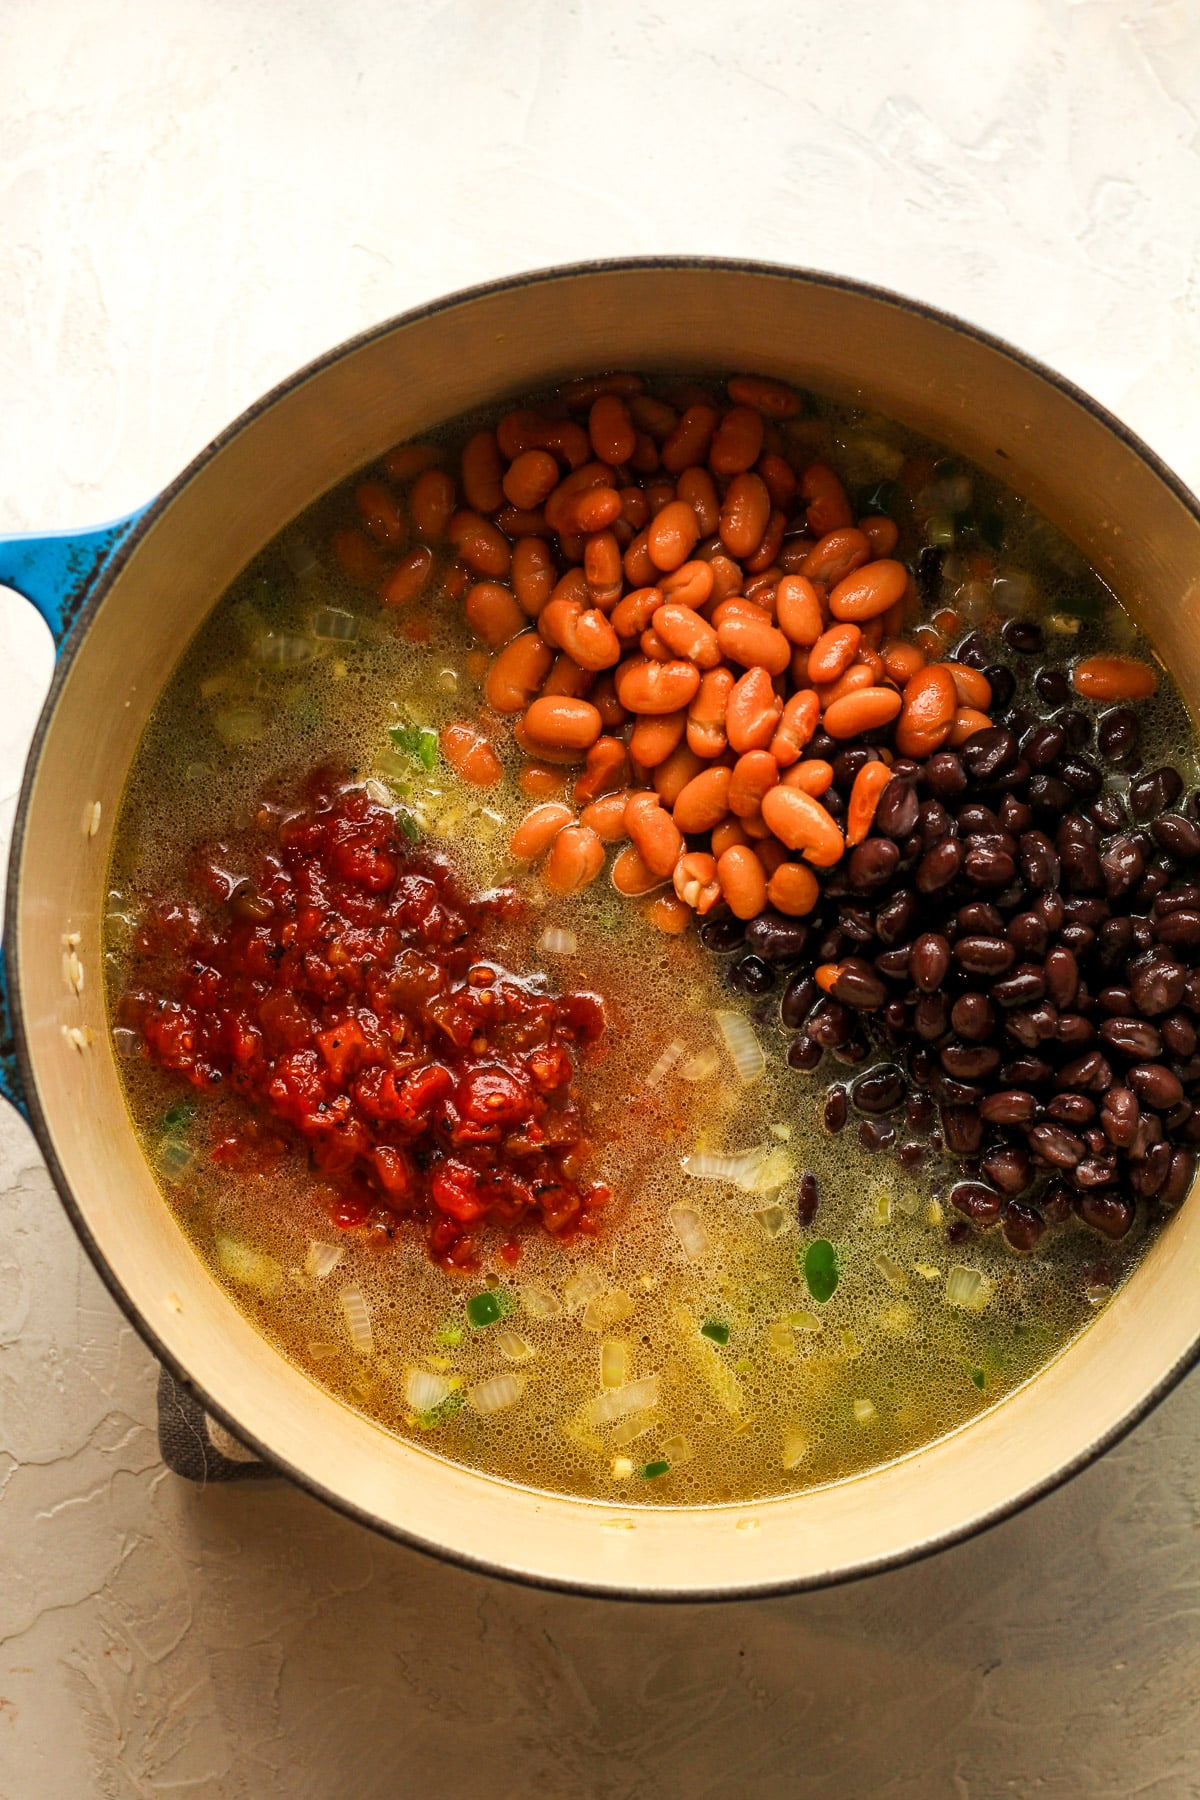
[785,1309,820,1332]
[872,1186,892,1226]
[782,1428,808,1471]
[405,1368,451,1412]
[1085,1283,1113,1308]
[364,778,394,807]
[495,1329,534,1363]
[340,1282,374,1355]
[880,1302,913,1333]
[468,1372,525,1414]
[767,1320,795,1356]
[582,1290,634,1332]
[874,1253,908,1292]
[679,1046,720,1083]
[610,1411,654,1446]
[946,1265,993,1313]
[539,926,578,956]
[769,1122,792,1141]
[600,1339,630,1389]
[755,1205,788,1238]
[564,1268,608,1312]
[586,1373,659,1428]
[661,1433,694,1466]
[612,1456,635,1479]
[111,1026,143,1059]
[157,1140,195,1183]
[669,1204,709,1261]
[521,1284,562,1319]
[853,1398,877,1425]
[283,535,319,579]
[255,631,314,668]
[745,1147,792,1195]
[311,605,359,641]
[647,1038,686,1088]
[216,1235,283,1296]
[213,704,266,747]
[715,1010,765,1085]
[305,1240,345,1281]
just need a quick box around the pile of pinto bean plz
[335,371,1198,1251]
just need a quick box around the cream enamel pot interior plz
[3,259,1199,1600]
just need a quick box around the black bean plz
[1089,792,1128,832]
[1161,1013,1197,1059]
[1099,1085,1139,1147]
[874,777,920,841]
[1003,619,1043,654]
[942,1105,984,1154]
[1131,767,1183,821]
[940,1041,1002,1080]
[1057,1051,1113,1093]
[874,946,911,981]
[1098,1017,1162,1059]
[1129,951,1186,1016]
[951,1180,1003,1224]
[955,934,1016,976]
[983,664,1017,710]
[1058,924,1096,956]
[875,889,918,946]
[1073,1155,1120,1190]
[1155,884,1200,914]
[913,993,950,1040]
[808,728,837,761]
[824,1087,848,1133]
[858,1120,896,1151]
[1002,1054,1054,1087]
[728,955,775,996]
[832,747,873,789]
[1042,1181,1073,1224]
[1074,1191,1135,1238]
[1097,707,1139,761]
[1055,1013,1095,1050]
[1154,908,1200,949]
[958,802,1001,835]
[905,1093,934,1135]
[837,903,876,945]
[982,1145,1032,1196]
[848,839,900,891]
[851,1063,906,1115]
[1128,1063,1185,1111]
[797,1171,820,1224]
[898,1142,925,1169]
[924,752,967,799]
[1047,1092,1095,1125]
[1059,709,1092,750]
[1000,793,1034,834]
[1159,1148,1196,1208]
[1019,830,1060,890]
[1059,754,1103,797]
[1131,1140,1170,1198]
[1023,722,1066,770]
[961,727,1018,780]
[1002,1199,1046,1252]
[992,965,1048,1007]
[1032,665,1068,705]
[1028,773,1073,816]
[700,916,745,953]
[910,933,951,992]
[1028,1122,1086,1168]
[830,958,887,1009]
[831,1034,870,1066]
[808,999,852,1048]
[955,630,990,671]
[781,974,817,1031]
[786,1035,822,1071]
[918,798,956,846]
[950,993,995,1041]
[980,1088,1038,1125]
[1152,813,1200,861]
[964,843,1017,888]
[1043,945,1078,1010]
[916,544,944,604]
[1007,910,1049,955]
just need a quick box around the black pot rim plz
[8,254,1199,1603]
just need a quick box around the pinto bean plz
[380,545,434,607]
[687,666,734,757]
[676,467,720,537]
[625,792,684,879]
[756,452,797,511]
[1073,654,1157,701]
[717,845,768,919]
[465,581,525,647]
[716,612,792,675]
[630,710,687,769]
[382,442,443,482]
[781,759,835,797]
[561,604,622,670]
[510,537,557,616]
[460,430,504,514]
[707,552,744,601]
[895,663,958,758]
[761,786,845,865]
[574,737,630,804]
[674,766,733,833]
[441,724,502,787]
[522,695,603,752]
[775,575,825,647]
[800,463,853,535]
[727,374,801,417]
[518,761,569,798]
[588,394,637,466]
[807,623,862,685]
[653,604,722,668]
[823,686,903,739]
[580,790,631,841]
[728,750,780,819]
[485,631,555,714]
[709,405,765,476]
[647,893,691,933]
[510,801,575,859]
[858,515,900,557]
[541,653,595,700]
[767,860,820,916]
[673,851,722,912]
[662,404,718,475]
[653,740,705,806]
[647,499,701,572]
[331,526,386,586]
[615,657,701,714]
[942,662,993,710]
[658,559,714,611]
[544,824,605,896]
[583,530,624,610]
[828,559,908,623]
[611,585,664,640]
[447,510,512,577]
[846,760,894,846]
[719,472,772,560]
[711,817,750,855]
[355,478,406,547]
[818,662,878,708]
[800,528,870,587]
[726,666,784,753]
[770,689,821,766]
[949,706,993,746]
[503,449,559,512]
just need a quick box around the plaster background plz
[1,2,1199,1794]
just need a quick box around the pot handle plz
[0,505,150,1119]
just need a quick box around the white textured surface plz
[2,4,1200,1795]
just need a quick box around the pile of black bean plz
[701,623,1200,1254]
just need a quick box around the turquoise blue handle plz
[0,505,150,1117]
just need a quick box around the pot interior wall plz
[14,264,1200,1595]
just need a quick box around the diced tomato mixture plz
[117,769,608,1268]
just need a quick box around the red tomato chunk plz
[118,770,608,1268]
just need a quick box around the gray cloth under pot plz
[157,1364,274,1481]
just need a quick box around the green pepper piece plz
[466,1289,515,1329]
[396,810,421,844]
[389,724,439,771]
[801,1239,838,1305]
[639,1460,670,1479]
[160,1102,195,1134]
[700,1319,730,1345]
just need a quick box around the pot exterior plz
[9,260,1200,1598]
